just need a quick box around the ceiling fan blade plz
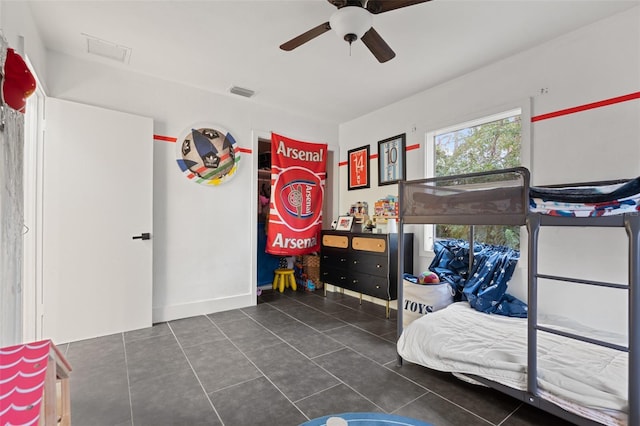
[280,22,331,51]
[327,0,348,7]
[366,0,431,14]
[361,27,395,63]
[328,0,367,7]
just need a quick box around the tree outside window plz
[433,114,522,249]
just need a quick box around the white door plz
[42,98,153,344]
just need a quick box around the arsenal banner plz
[266,133,327,256]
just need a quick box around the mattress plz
[530,177,640,217]
[397,303,628,425]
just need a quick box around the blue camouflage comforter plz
[429,239,527,317]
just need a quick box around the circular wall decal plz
[176,126,240,185]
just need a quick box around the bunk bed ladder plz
[529,213,640,425]
[626,214,640,426]
[396,214,405,367]
[526,213,540,403]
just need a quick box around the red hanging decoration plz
[2,48,37,113]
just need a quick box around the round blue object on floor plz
[300,412,433,426]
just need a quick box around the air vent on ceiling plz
[229,86,255,98]
[84,34,131,64]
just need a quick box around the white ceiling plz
[26,0,639,124]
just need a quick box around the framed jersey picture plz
[378,133,406,186]
[347,145,370,190]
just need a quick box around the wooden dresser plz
[320,230,413,317]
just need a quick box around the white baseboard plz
[152,293,255,323]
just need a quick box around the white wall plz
[0,1,45,346]
[0,95,25,348]
[2,1,637,338]
[0,1,48,91]
[2,0,339,328]
[41,52,339,323]
[337,6,640,335]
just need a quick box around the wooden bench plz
[0,339,72,425]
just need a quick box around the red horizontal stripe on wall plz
[154,134,252,154]
[153,134,177,142]
[336,91,640,166]
[532,91,640,122]
[339,142,420,166]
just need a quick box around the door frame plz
[250,130,335,296]
[251,130,271,296]
[22,78,46,342]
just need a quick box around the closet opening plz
[256,138,280,291]
[255,136,335,295]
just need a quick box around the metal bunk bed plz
[395,167,639,426]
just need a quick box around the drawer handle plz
[352,279,359,284]
[340,258,347,262]
[353,260,359,265]
[340,276,347,280]
[323,255,328,259]
[375,285,381,289]
[322,272,328,276]
[376,264,382,268]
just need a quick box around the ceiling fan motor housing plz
[329,6,372,44]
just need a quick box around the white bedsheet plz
[397,302,628,425]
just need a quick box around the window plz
[425,107,528,251]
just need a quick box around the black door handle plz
[132,233,151,240]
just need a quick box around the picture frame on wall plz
[377,133,406,186]
[335,215,354,232]
[347,145,370,190]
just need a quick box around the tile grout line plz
[496,403,524,426]
[298,303,495,423]
[222,294,481,419]
[203,313,312,422]
[243,299,390,413]
[291,382,343,404]
[301,293,501,421]
[166,322,225,426]
[269,293,399,343]
[278,294,466,414]
[121,333,135,426]
[386,368,497,425]
[63,292,539,425]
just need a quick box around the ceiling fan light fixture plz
[329,6,372,44]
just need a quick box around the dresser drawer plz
[321,268,358,292]
[350,272,391,300]
[322,234,349,249]
[321,269,388,297]
[350,254,388,277]
[321,249,351,266]
[322,251,387,277]
[352,236,387,254]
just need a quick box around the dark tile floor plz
[60,290,576,426]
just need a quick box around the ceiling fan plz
[280,0,431,63]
